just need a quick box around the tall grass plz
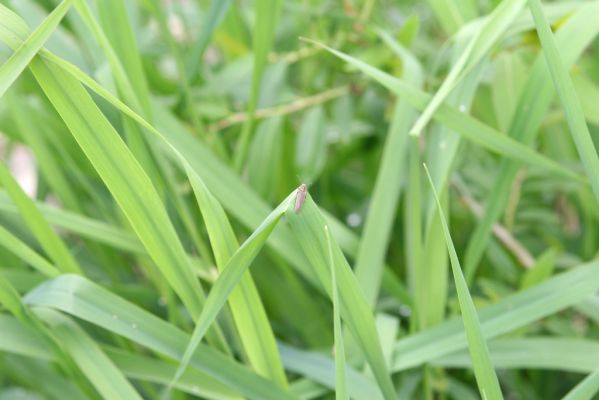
[0,0,599,399]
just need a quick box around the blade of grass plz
[0,0,71,98]
[353,31,421,307]
[527,0,599,202]
[0,10,407,316]
[562,369,599,400]
[168,192,292,393]
[462,2,599,281]
[186,164,288,386]
[0,225,60,278]
[409,0,525,138]
[233,0,282,171]
[0,161,81,274]
[279,343,383,400]
[185,0,232,83]
[432,338,599,373]
[304,38,584,184]
[286,189,396,400]
[34,308,143,400]
[425,164,503,399]
[24,275,296,400]
[426,0,477,34]
[392,258,599,371]
[325,225,348,400]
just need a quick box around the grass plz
[1,0,599,399]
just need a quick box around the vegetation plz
[1,0,599,399]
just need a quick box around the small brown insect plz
[294,183,307,212]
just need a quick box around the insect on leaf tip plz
[294,183,308,213]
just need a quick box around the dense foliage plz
[1,0,599,399]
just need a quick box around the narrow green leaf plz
[24,275,295,400]
[307,39,584,184]
[286,189,396,400]
[27,56,209,325]
[325,225,347,400]
[393,259,599,371]
[0,0,71,98]
[354,32,421,306]
[0,162,81,274]
[462,3,599,281]
[0,224,59,278]
[186,164,288,386]
[527,0,599,202]
[409,0,524,137]
[169,192,291,391]
[424,164,502,399]
[233,0,282,171]
[34,309,143,400]
[185,0,233,82]
[562,369,599,400]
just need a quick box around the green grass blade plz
[26,56,211,324]
[393,259,599,371]
[0,162,81,274]
[527,0,599,202]
[286,189,396,400]
[233,0,282,171]
[0,0,71,98]
[169,193,291,392]
[279,343,383,400]
[353,32,421,307]
[34,309,143,400]
[409,0,524,138]
[425,164,503,399]
[0,225,60,278]
[186,164,288,386]
[426,0,477,33]
[104,347,242,400]
[562,369,599,400]
[24,275,296,400]
[185,0,232,82]
[433,338,599,373]
[307,39,583,184]
[6,95,81,212]
[325,225,348,400]
[462,3,599,281]
[0,192,144,255]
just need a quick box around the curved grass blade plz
[433,338,599,374]
[527,0,599,202]
[425,164,503,399]
[34,309,143,400]
[408,0,525,138]
[0,0,71,98]
[0,5,405,312]
[185,0,232,82]
[325,225,347,400]
[167,192,291,392]
[233,0,282,171]
[462,2,599,282]
[286,189,396,400]
[279,343,383,400]
[392,259,599,371]
[186,164,288,386]
[0,225,60,277]
[306,38,584,184]
[353,31,421,306]
[562,369,599,400]
[24,275,296,400]
[26,56,213,330]
[0,162,81,275]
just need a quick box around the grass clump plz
[1,0,599,399]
